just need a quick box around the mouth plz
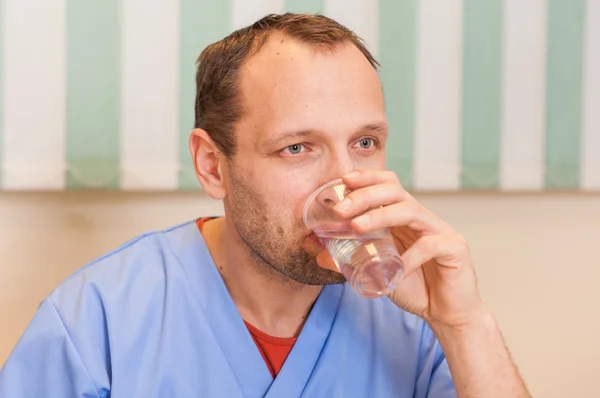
[303,233,326,252]
[306,233,321,244]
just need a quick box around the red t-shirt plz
[196,218,296,378]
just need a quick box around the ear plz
[189,128,226,199]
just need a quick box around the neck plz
[202,217,322,338]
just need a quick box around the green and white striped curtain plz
[0,0,598,191]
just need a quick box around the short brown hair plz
[194,13,379,157]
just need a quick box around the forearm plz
[430,311,531,398]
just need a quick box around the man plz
[0,13,530,397]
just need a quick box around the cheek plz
[260,172,316,212]
[277,191,316,235]
[353,151,386,170]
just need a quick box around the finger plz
[350,201,453,235]
[400,234,469,277]
[342,169,398,185]
[342,170,417,203]
[316,250,340,272]
[333,182,404,219]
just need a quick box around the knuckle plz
[385,170,400,184]
[404,201,423,217]
[453,233,470,253]
[402,200,416,211]
[418,235,436,252]
[383,182,404,201]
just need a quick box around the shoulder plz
[1,220,211,396]
[48,220,204,322]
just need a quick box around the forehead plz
[236,34,386,143]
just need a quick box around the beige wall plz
[1,191,599,397]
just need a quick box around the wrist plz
[427,305,497,341]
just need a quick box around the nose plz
[315,149,353,208]
[318,182,349,209]
[305,147,355,215]
[306,179,351,231]
[325,148,355,183]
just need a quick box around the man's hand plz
[316,169,486,330]
[316,169,532,398]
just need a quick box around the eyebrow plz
[264,122,388,148]
[264,130,316,149]
[357,123,388,137]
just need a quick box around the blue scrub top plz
[0,221,456,397]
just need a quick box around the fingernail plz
[353,214,370,227]
[343,171,359,179]
[335,198,352,212]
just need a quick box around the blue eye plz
[285,144,304,155]
[358,138,374,149]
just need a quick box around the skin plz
[191,33,531,397]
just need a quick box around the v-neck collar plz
[170,222,272,397]
[264,283,343,397]
[170,221,344,398]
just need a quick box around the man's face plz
[223,35,387,285]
